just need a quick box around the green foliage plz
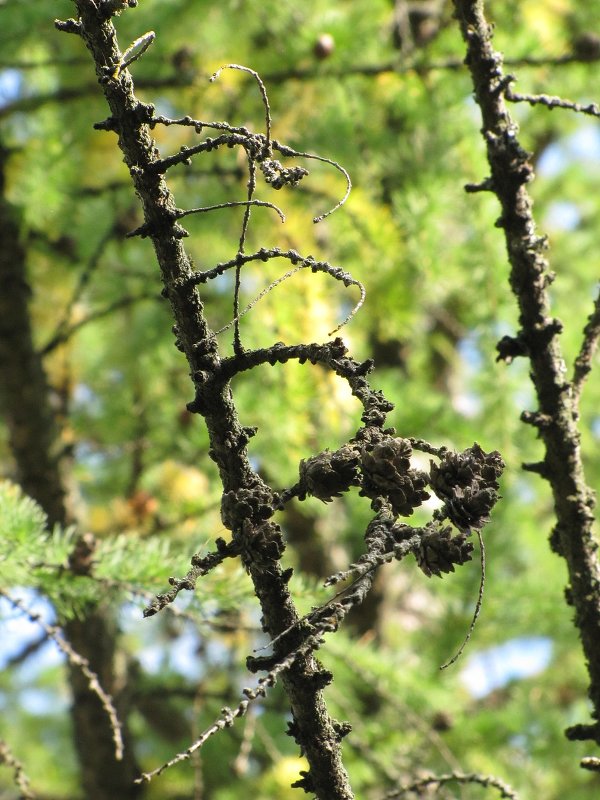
[1,0,600,798]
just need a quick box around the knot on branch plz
[430,443,504,531]
[333,720,353,741]
[360,436,430,517]
[298,445,361,502]
[291,770,315,793]
[221,485,274,529]
[99,0,138,19]
[565,722,600,743]
[415,525,474,578]
[54,18,82,34]
[236,519,285,570]
[496,332,528,363]
[259,159,309,189]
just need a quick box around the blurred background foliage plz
[1,0,600,797]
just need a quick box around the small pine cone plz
[361,437,430,516]
[260,159,309,189]
[415,527,473,578]
[387,469,430,517]
[430,442,504,501]
[299,445,360,503]
[445,485,499,531]
[430,443,504,530]
[361,437,412,491]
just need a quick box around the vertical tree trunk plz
[0,141,142,799]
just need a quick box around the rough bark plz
[69,3,355,797]
[453,0,600,744]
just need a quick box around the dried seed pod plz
[430,443,504,530]
[360,437,430,517]
[415,526,473,578]
[259,159,309,190]
[299,445,361,502]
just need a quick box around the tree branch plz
[67,4,356,796]
[453,0,600,744]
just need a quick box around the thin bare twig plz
[213,260,365,338]
[0,739,35,800]
[572,287,600,407]
[134,632,322,784]
[383,770,519,799]
[211,64,272,152]
[234,156,258,354]
[440,528,486,670]
[274,141,352,222]
[506,87,600,118]
[175,199,285,223]
[113,30,155,79]
[0,591,124,761]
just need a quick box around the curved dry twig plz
[0,739,35,800]
[175,199,285,223]
[383,769,519,799]
[274,141,352,222]
[211,64,272,151]
[440,528,486,670]
[213,258,365,338]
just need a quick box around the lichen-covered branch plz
[453,0,600,751]
[64,3,504,795]
[66,4,356,796]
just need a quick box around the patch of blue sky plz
[73,383,102,415]
[544,200,580,231]
[537,123,600,179]
[0,591,63,677]
[0,69,22,108]
[453,333,483,418]
[121,602,217,680]
[135,626,223,680]
[460,636,553,698]
[19,686,69,715]
[457,334,484,371]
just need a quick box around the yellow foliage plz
[258,755,309,798]
[521,0,571,48]
[154,459,209,502]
